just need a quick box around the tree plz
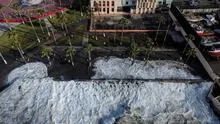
[66,47,76,67]
[0,4,11,30]
[8,30,26,63]
[56,13,68,35]
[84,44,93,67]
[131,42,140,64]
[144,38,154,65]
[118,18,131,45]
[12,3,24,24]
[0,47,7,64]
[183,34,195,53]
[27,13,41,43]
[155,15,165,42]
[162,24,170,47]
[41,47,53,65]
[79,1,83,16]
[185,48,196,64]
[35,8,45,34]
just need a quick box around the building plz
[90,0,173,15]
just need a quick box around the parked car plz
[189,0,200,7]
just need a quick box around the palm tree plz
[155,15,165,42]
[8,30,26,63]
[185,48,196,63]
[144,38,154,65]
[41,47,53,65]
[12,3,24,24]
[27,12,41,43]
[131,42,140,64]
[118,18,131,45]
[162,24,170,47]
[84,44,93,67]
[90,4,99,41]
[56,13,68,35]
[0,4,11,30]
[79,1,83,16]
[36,8,52,37]
[0,47,7,64]
[66,47,76,67]
[35,8,45,34]
[183,34,195,53]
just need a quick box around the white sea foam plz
[92,57,200,79]
[0,57,219,124]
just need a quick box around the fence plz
[0,8,68,23]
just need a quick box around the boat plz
[202,41,220,47]
[190,22,205,33]
[208,48,220,57]
[185,13,203,22]
[201,36,220,47]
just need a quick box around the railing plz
[0,8,68,23]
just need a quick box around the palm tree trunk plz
[144,53,151,66]
[50,27,56,43]
[68,36,72,46]
[18,43,24,54]
[114,25,116,45]
[88,51,91,67]
[47,56,51,66]
[183,43,188,53]
[88,51,91,62]
[64,23,68,35]
[185,56,191,64]
[162,25,170,47]
[120,25,124,45]
[17,11,24,24]
[39,19,45,34]
[80,1,83,16]
[131,54,135,65]
[60,22,64,30]
[28,16,41,42]
[0,52,7,64]
[155,22,161,41]
[45,24,51,36]
[17,46,26,63]
[70,55,74,67]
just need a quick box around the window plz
[126,1,128,5]
[103,8,106,12]
[103,1,105,6]
[112,1,114,6]
[107,1,109,6]
[112,8,114,12]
